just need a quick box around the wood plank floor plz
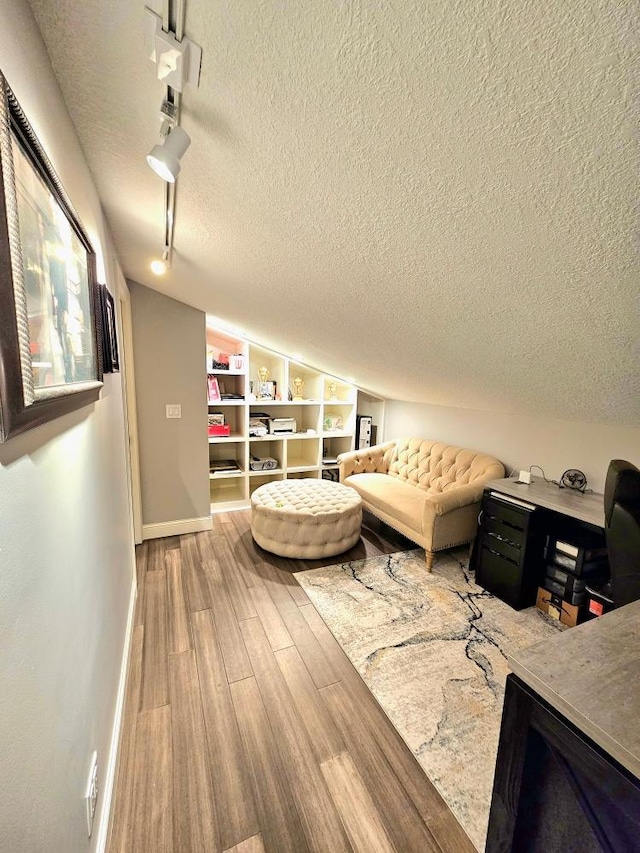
[107,511,477,853]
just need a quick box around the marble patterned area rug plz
[294,548,564,851]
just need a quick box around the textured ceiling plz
[27,0,639,424]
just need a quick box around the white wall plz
[385,401,640,494]
[0,2,135,851]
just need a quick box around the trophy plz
[292,376,304,400]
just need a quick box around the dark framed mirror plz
[0,70,102,442]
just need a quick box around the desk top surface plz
[485,476,605,528]
[508,600,640,779]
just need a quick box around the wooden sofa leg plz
[425,550,434,572]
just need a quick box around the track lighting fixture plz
[143,3,203,274]
[147,125,191,183]
[150,247,170,275]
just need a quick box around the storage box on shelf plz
[535,531,609,625]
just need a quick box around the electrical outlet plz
[165,403,182,419]
[85,751,98,838]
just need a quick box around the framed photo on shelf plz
[257,380,275,400]
[207,375,221,402]
[0,70,102,441]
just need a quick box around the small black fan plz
[560,469,588,492]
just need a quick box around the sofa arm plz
[337,441,396,481]
[423,482,487,520]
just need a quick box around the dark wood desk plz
[484,476,605,529]
[472,477,606,610]
[486,600,640,852]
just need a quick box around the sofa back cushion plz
[388,438,502,493]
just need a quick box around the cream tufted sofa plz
[338,438,505,570]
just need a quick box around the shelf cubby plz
[208,371,246,399]
[287,470,321,480]
[206,325,246,374]
[248,438,284,473]
[249,344,286,402]
[286,437,320,469]
[209,404,244,439]
[287,363,322,402]
[209,439,245,473]
[323,403,355,435]
[210,476,247,507]
[323,435,353,461]
[248,403,320,436]
[249,473,285,496]
[323,377,356,404]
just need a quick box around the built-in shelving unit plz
[205,322,373,512]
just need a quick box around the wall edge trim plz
[95,576,137,853]
[142,516,213,540]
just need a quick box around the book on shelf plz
[209,459,241,473]
[207,376,221,402]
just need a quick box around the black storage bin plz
[585,582,615,618]
[545,563,609,599]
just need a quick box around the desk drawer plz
[482,532,521,563]
[476,546,523,609]
[482,514,525,548]
[483,496,533,531]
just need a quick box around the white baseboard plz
[95,576,137,853]
[142,515,213,540]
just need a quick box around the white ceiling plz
[28,0,639,425]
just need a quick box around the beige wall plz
[0,1,135,851]
[384,401,640,494]
[129,281,210,529]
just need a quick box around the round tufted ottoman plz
[250,478,363,559]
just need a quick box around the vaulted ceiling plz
[27,0,639,425]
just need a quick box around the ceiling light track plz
[144,0,201,273]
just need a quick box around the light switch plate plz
[166,404,182,419]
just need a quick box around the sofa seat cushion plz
[344,472,430,536]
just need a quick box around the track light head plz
[150,247,170,275]
[150,258,168,275]
[146,126,191,182]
